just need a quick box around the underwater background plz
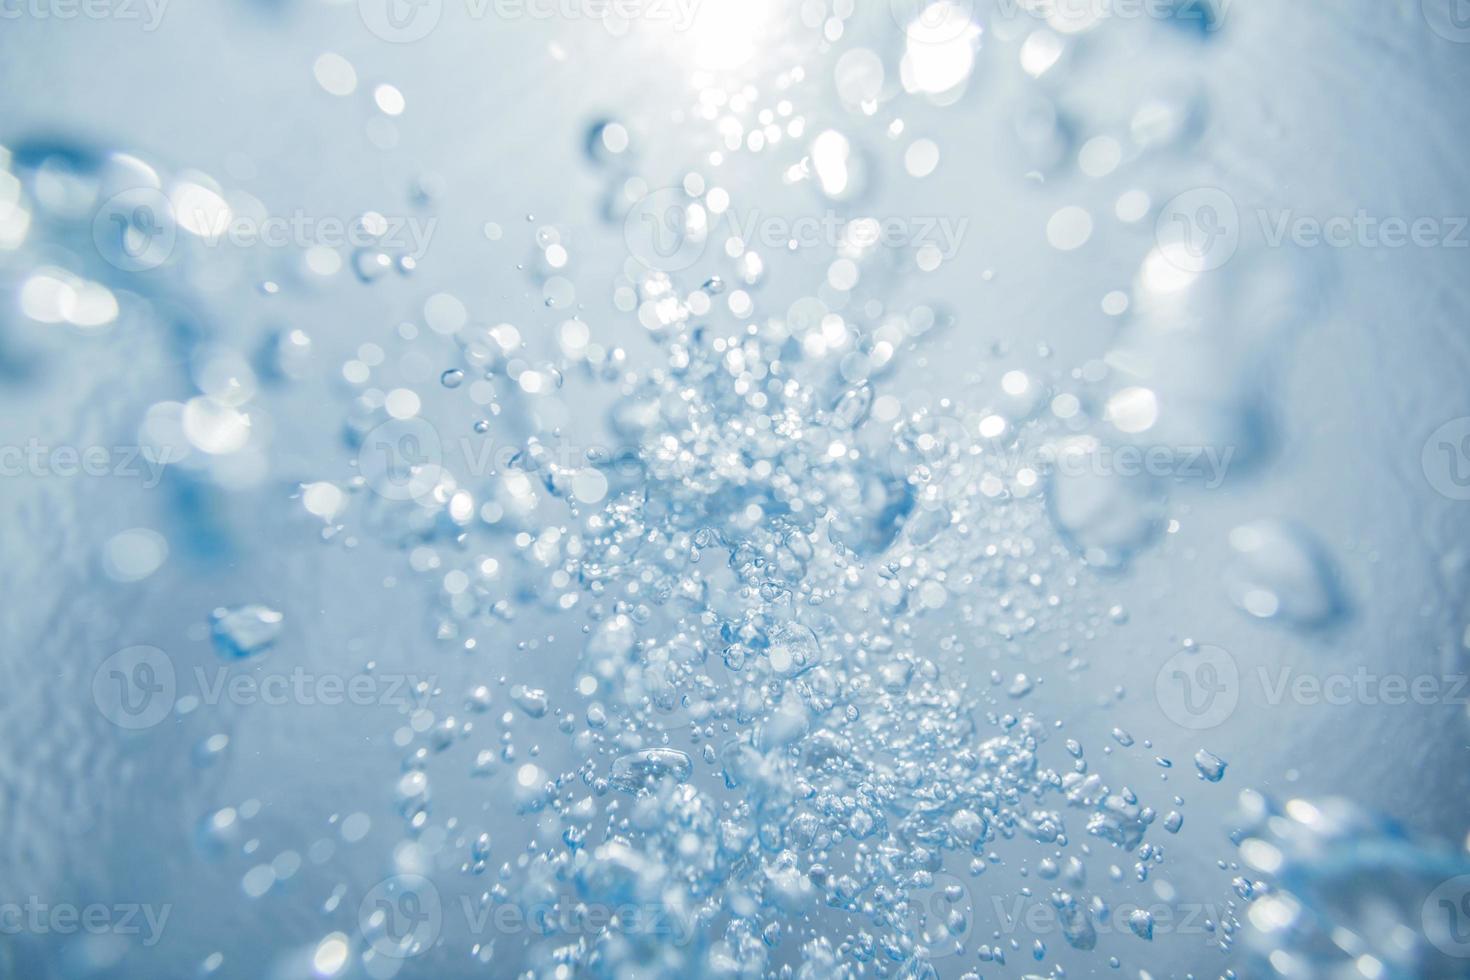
[2,0,1470,976]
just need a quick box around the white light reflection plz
[684,0,781,72]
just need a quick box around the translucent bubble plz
[571,468,608,504]
[183,398,251,455]
[102,529,168,582]
[834,48,885,107]
[586,119,631,164]
[608,748,693,793]
[373,84,405,116]
[905,138,940,178]
[1224,520,1344,629]
[424,293,467,334]
[313,53,357,96]
[1047,205,1094,251]
[210,605,283,659]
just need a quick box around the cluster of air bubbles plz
[299,122,1280,972]
[16,5,1381,976]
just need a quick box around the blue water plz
[2,1,1470,977]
